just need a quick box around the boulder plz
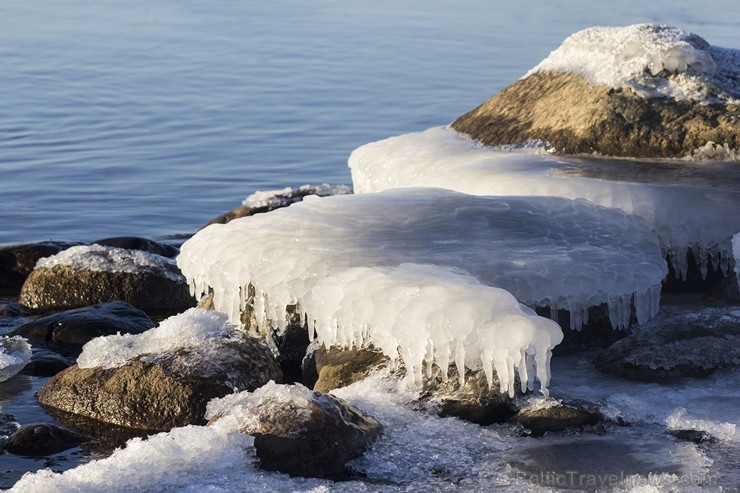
[12,301,154,347]
[0,423,88,457]
[207,381,382,479]
[91,236,179,258]
[0,241,79,296]
[507,399,605,437]
[37,330,282,432]
[19,245,195,315]
[594,303,740,380]
[20,348,74,377]
[451,25,740,159]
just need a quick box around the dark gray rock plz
[37,331,282,432]
[0,423,88,457]
[210,382,382,479]
[594,304,740,380]
[20,348,74,377]
[92,237,179,258]
[12,301,154,347]
[0,241,79,296]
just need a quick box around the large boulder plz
[207,381,383,479]
[37,310,282,431]
[452,25,740,158]
[12,301,154,347]
[0,241,79,296]
[594,303,740,380]
[19,245,195,315]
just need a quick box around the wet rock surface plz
[303,344,389,393]
[594,302,740,380]
[451,71,740,158]
[37,331,282,432]
[0,423,89,457]
[11,301,154,347]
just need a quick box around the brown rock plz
[451,71,740,158]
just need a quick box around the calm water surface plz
[1,0,739,245]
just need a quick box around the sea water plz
[1,1,739,491]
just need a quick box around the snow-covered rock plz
[451,24,740,158]
[0,336,32,383]
[19,244,194,314]
[206,381,382,479]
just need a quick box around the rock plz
[202,184,352,228]
[0,423,88,457]
[0,336,32,383]
[668,429,718,444]
[37,331,282,432]
[12,301,154,347]
[19,245,195,315]
[303,344,389,393]
[507,400,605,437]
[420,365,517,425]
[451,26,740,159]
[20,347,75,377]
[92,236,179,258]
[207,381,382,479]
[304,345,516,425]
[594,303,740,380]
[0,241,79,296]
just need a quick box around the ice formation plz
[77,309,235,370]
[525,24,740,103]
[178,187,671,395]
[349,126,740,280]
[666,407,737,443]
[35,244,185,282]
[0,336,31,382]
[242,183,352,209]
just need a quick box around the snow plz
[349,126,740,280]
[35,244,185,282]
[77,308,235,370]
[0,336,31,382]
[242,183,352,208]
[525,24,740,103]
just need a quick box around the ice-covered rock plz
[202,183,352,228]
[450,24,740,157]
[350,126,740,281]
[206,381,383,479]
[19,244,194,314]
[37,309,282,431]
[179,188,671,396]
[0,336,32,383]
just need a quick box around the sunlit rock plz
[452,24,740,158]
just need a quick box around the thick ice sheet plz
[525,24,740,103]
[77,308,234,369]
[350,126,740,280]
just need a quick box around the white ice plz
[0,336,31,383]
[178,187,671,395]
[77,308,235,370]
[35,244,185,282]
[525,24,740,103]
[349,126,740,280]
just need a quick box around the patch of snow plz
[525,24,740,103]
[349,126,740,280]
[35,244,185,282]
[0,336,31,382]
[77,308,234,370]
